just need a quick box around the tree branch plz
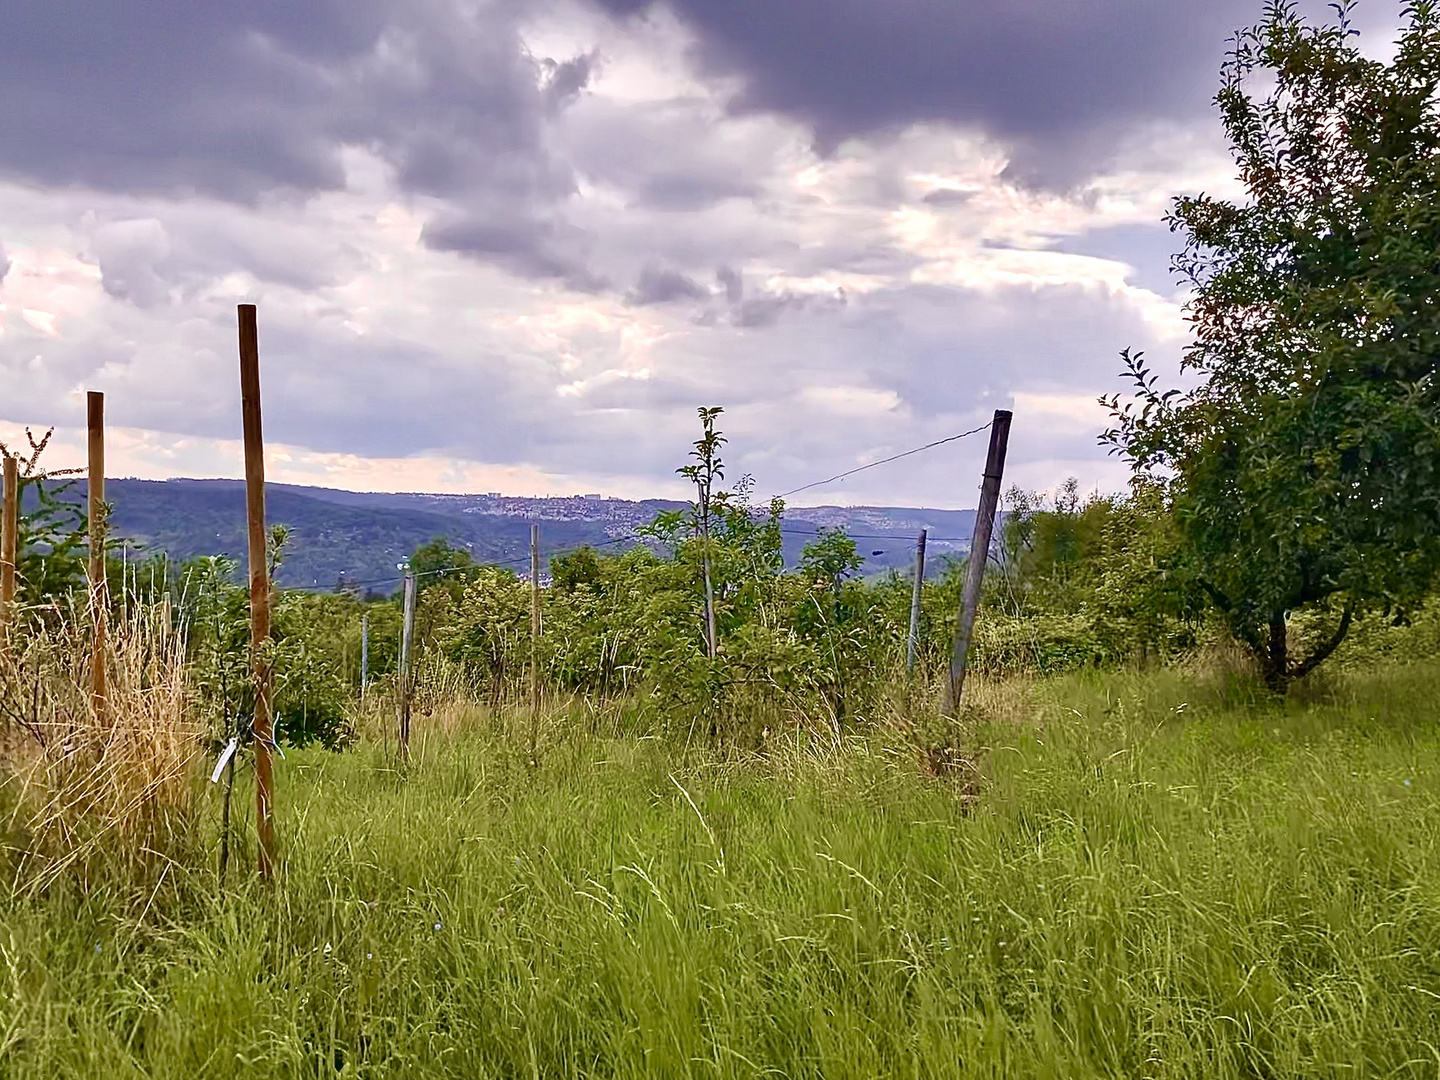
[1197,578,1235,612]
[1199,578,1269,664]
[1290,596,1356,680]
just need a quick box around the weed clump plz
[0,602,202,895]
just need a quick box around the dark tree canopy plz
[1105,0,1440,689]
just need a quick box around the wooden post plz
[238,303,276,879]
[530,524,541,752]
[942,410,1012,715]
[360,612,369,703]
[398,565,415,760]
[87,391,108,722]
[906,528,927,675]
[0,454,16,651]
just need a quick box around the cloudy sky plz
[0,0,1403,507]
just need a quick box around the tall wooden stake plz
[906,528,927,675]
[529,524,541,759]
[942,410,1012,716]
[87,391,108,722]
[398,566,415,760]
[0,454,16,652]
[239,303,276,879]
[360,612,369,703]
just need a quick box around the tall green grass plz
[3,662,1439,1078]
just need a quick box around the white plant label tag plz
[210,737,239,784]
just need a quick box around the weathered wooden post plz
[0,453,16,652]
[87,391,108,722]
[906,528,927,675]
[942,410,1012,716]
[398,564,415,760]
[238,303,276,878]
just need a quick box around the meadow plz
[4,657,1438,1079]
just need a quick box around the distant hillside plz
[74,480,977,593]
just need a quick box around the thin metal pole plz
[530,524,541,758]
[0,454,16,652]
[399,567,415,760]
[360,612,369,703]
[239,304,276,879]
[906,528,927,675]
[942,410,1012,715]
[87,391,108,723]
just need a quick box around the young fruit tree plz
[0,428,89,606]
[1104,1,1440,690]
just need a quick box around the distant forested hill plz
[69,479,976,592]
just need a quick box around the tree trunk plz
[1263,612,1289,693]
[1256,597,1355,694]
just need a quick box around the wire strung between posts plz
[775,421,993,501]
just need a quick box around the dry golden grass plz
[0,601,203,894]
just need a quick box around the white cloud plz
[1012,391,1110,430]
[799,385,903,418]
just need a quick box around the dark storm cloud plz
[0,0,569,204]
[730,288,844,329]
[422,214,609,291]
[0,0,611,285]
[1,1,367,198]
[635,173,756,211]
[590,0,1346,186]
[630,262,851,327]
[921,189,975,207]
[0,0,1389,213]
[541,52,600,111]
[627,265,710,305]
